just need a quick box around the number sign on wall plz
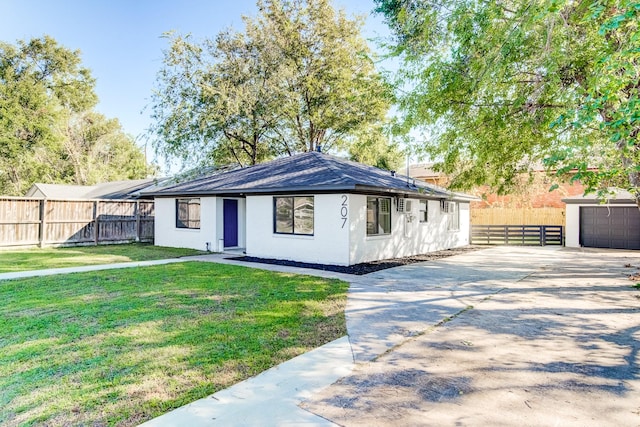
[341,195,348,229]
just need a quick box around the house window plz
[367,197,391,235]
[274,196,314,235]
[447,201,460,231]
[176,198,200,229]
[419,200,428,223]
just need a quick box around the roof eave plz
[352,184,478,201]
[147,184,478,201]
[146,184,360,197]
[562,198,635,205]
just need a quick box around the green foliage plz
[348,123,405,170]
[150,0,393,169]
[376,0,640,206]
[0,36,96,195]
[0,36,154,195]
[0,262,347,425]
[62,112,157,185]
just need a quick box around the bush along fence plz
[471,225,564,246]
[0,197,154,248]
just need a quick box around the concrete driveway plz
[303,246,640,426]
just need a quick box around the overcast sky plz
[1,0,392,169]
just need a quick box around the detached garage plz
[564,190,640,250]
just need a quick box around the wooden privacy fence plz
[0,197,154,248]
[471,225,564,246]
[471,207,565,226]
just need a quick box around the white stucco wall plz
[155,196,247,251]
[156,193,471,265]
[245,194,351,265]
[349,195,470,265]
[154,197,218,251]
[565,204,580,248]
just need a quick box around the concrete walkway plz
[304,247,640,426]
[142,246,576,426]
[141,337,354,427]
[343,246,565,362]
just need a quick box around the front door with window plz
[223,199,238,247]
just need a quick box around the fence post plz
[135,201,140,242]
[38,199,47,248]
[540,226,546,246]
[503,226,508,245]
[93,200,99,246]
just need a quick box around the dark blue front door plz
[223,199,238,247]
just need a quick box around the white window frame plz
[419,200,428,223]
[447,201,460,231]
[367,196,392,236]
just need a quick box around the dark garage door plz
[580,206,640,249]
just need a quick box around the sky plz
[0,0,393,170]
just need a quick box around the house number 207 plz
[340,195,348,228]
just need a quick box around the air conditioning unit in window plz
[397,198,413,213]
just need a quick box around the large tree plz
[150,0,392,168]
[150,29,281,167]
[0,36,154,195]
[375,0,640,207]
[62,112,155,185]
[0,36,96,195]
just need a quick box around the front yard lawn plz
[0,262,348,426]
[0,243,205,273]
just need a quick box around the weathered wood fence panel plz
[0,198,41,245]
[471,207,565,226]
[0,197,154,248]
[471,225,564,246]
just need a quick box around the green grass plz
[0,243,205,273]
[0,262,348,426]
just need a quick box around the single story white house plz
[144,152,476,266]
[564,190,640,250]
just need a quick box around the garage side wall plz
[565,204,580,248]
[154,197,218,251]
[349,195,470,265]
[245,194,351,265]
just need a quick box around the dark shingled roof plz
[144,152,476,201]
[26,179,157,200]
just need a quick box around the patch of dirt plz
[228,246,484,275]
